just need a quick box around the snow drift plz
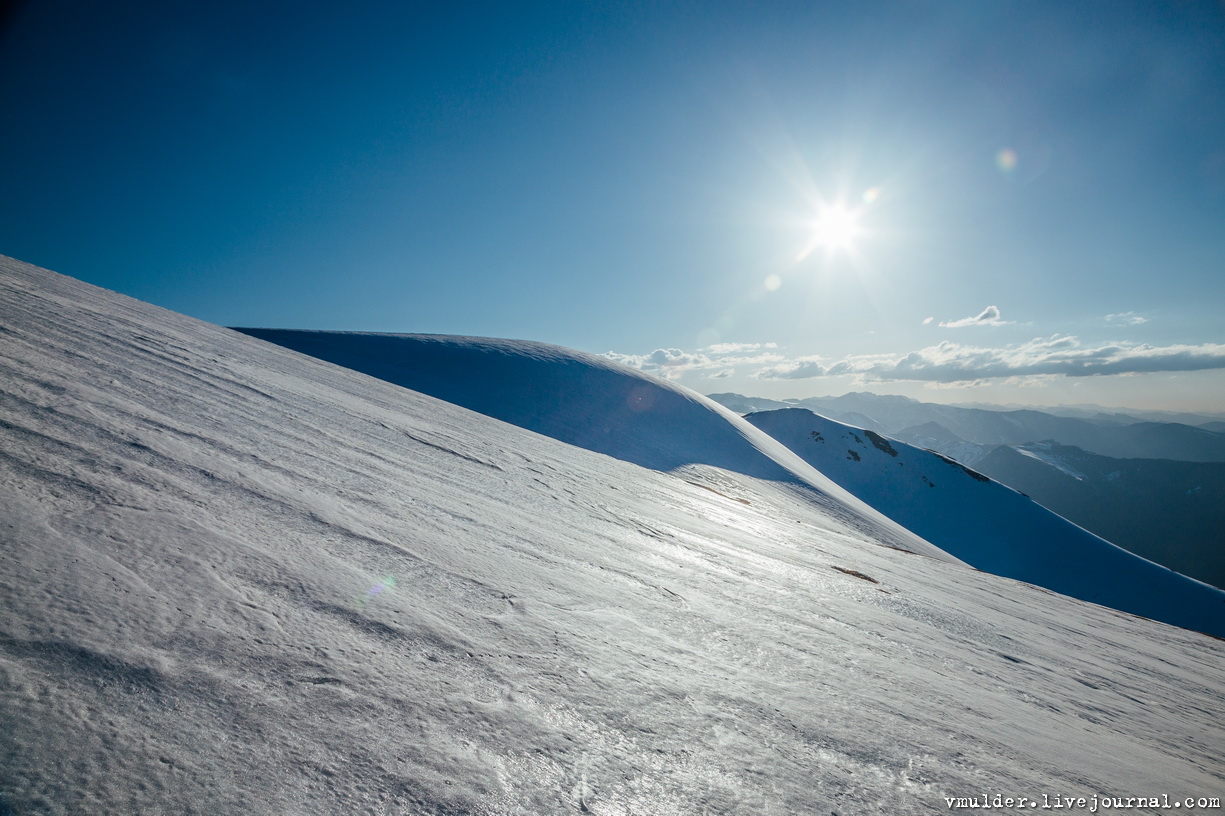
[2,255,1223,815]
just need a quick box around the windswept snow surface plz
[1,255,1223,814]
[232,328,945,561]
[745,408,1225,638]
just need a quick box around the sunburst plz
[796,202,864,262]
[810,204,862,251]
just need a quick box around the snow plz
[231,327,947,562]
[1,255,1223,814]
[1015,442,1090,482]
[743,408,1225,639]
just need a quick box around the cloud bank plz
[603,344,782,380]
[608,337,1225,384]
[754,336,1225,383]
[752,359,828,379]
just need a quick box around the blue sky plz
[2,0,1223,411]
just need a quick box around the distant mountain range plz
[710,392,1225,589]
[708,392,1225,462]
[742,408,1224,607]
[975,443,1225,590]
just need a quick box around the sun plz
[794,202,865,263]
[810,204,862,251]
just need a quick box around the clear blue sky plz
[2,0,1223,410]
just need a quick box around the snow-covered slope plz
[232,328,945,561]
[2,256,1224,814]
[974,442,1225,590]
[744,408,1225,638]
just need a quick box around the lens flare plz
[357,575,396,608]
[996,148,1018,174]
[626,386,657,413]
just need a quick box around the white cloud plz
[754,359,827,380]
[704,342,779,354]
[922,316,934,325]
[1105,312,1150,326]
[646,348,698,367]
[601,348,714,379]
[610,337,1225,385]
[939,305,1011,328]
[604,342,784,380]
[820,337,1225,383]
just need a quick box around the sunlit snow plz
[1,256,1222,815]
[744,409,1225,639]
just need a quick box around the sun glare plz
[794,202,865,263]
[811,204,862,251]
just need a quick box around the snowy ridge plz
[233,328,948,560]
[1,256,1223,814]
[745,409,1225,638]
